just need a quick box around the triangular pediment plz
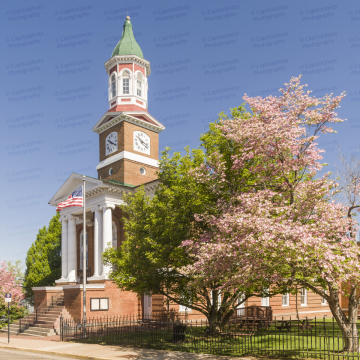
[92,111,165,135]
[48,173,103,206]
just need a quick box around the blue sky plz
[0,0,358,263]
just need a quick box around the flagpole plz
[82,175,86,332]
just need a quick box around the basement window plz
[91,298,109,311]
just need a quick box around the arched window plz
[122,71,130,94]
[136,73,143,97]
[80,231,88,269]
[111,74,116,98]
[112,221,117,248]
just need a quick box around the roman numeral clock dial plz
[133,131,150,155]
[105,131,118,156]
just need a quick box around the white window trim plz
[321,290,327,305]
[261,288,270,307]
[179,303,192,312]
[135,71,143,98]
[120,69,132,95]
[237,295,246,316]
[282,293,289,307]
[90,298,109,311]
[300,288,307,306]
[210,290,221,309]
[110,73,117,99]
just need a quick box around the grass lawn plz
[67,319,360,359]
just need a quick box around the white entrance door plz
[144,294,152,319]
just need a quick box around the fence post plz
[60,315,63,341]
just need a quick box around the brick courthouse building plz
[33,17,333,322]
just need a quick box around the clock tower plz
[92,16,165,186]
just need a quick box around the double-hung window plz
[282,292,289,306]
[90,298,109,311]
[110,74,116,98]
[261,288,270,306]
[301,288,307,306]
[122,72,130,94]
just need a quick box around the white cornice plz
[96,151,159,170]
[49,173,135,207]
[32,286,64,291]
[104,55,151,77]
[86,186,132,200]
[142,180,159,198]
[93,113,165,135]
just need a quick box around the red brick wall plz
[33,289,63,309]
[133,64,145,76]
[98,158,158,186]
[63,281,139,321]
[99,121,158,163]
[117,63,132,73]
[63,288,82,321]
[116,63,145,77]
[247,289,332,320]
[108,104,148,113]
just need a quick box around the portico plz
[50,174,132,284]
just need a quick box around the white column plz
[67,216,77,282]
[60,217,68,280]
[101,205,113,277]
[91,208,103,277]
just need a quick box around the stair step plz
[0,327,57,337]
[1,292,74,337]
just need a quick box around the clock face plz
[133,131,150,155]
[106,131,118,156]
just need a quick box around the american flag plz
[56,186,83,211]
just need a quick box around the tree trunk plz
[207,290,222,334]
[341,322,358,353]
[295,286,299,321]
[328,286,359,353]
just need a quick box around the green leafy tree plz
[104,106,275,331]
[23,213,61,303]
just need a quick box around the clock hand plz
[108,140,116,145]
[137,136,149,148]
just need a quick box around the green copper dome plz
[111,16,144,59]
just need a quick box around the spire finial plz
[126,15,130,20]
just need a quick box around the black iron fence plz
[60,315,360,359]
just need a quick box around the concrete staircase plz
[0,294,73,337]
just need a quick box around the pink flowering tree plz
[0,261,25,327]
[181,77,360,351]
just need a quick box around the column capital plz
[59,214,68,222]
[99,202,116,210]
[91,205,102,213]
[67,214,78,221]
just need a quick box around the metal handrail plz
[35,291,64,322]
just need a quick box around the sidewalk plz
[0,334,256,360]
